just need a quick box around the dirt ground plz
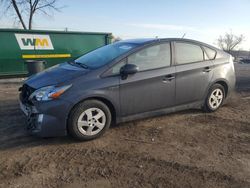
[0,63,250,188]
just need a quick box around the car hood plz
[25,62,89,89]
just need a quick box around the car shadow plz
[0,99,204,152]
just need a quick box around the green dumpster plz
[0,29,112,77]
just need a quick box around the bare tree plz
[217,31,244,53]
[1,0,62,30]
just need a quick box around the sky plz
[1,0,250,50]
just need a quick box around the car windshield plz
[74,42,138,69]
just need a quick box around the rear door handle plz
[203,67,212,73]
[162,74,175,83]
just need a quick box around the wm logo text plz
[15,34,54,50]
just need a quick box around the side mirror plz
[120,64,139,76]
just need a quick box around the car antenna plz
[182,33,186,38]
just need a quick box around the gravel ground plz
[0,63,250,188]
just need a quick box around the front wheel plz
[203,84,225,112]
[68,100,112,141]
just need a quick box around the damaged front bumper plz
[19,86,72,137]
[19,100,70,137]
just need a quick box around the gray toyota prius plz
[19,38,236,140]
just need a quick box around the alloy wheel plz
[208,88,223,110]
[77,107,106,136]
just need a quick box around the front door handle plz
[203,67,212,73]
[162,75,175,83]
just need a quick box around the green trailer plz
[0,29,112,77]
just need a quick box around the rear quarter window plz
[216,51,228,59]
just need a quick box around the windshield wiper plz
[68,60,89,69]
[75,62,89,69]
[67,60,75,65]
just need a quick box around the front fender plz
[66,87,121,121]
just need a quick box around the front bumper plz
[19,98,73,137]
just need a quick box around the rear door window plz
[203,46,216,60]
[175,42,204,64]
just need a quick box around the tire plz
[203,84,225,112]
[68,100,112,141]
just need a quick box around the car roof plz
[120,38,219,51]
[119,38,157,44]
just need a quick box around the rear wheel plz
[203,84,225,112]
[68,100,112,141]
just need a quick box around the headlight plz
[29,84,72,101]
